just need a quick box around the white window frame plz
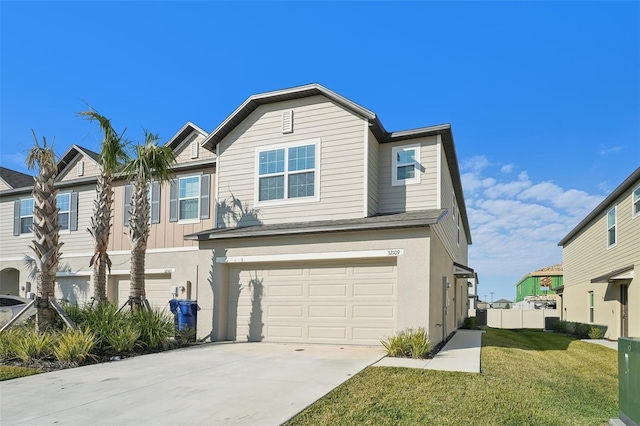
[588,291,594,324]
[178,174,201,224]
[19,198,34,236]
[57,192,71,233]
[392,144,421,186]
[632,184,640,219]
[607,205,617,249]
[452,190,456,222]
[254,139,320,206]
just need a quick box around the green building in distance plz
[515,263,563,303]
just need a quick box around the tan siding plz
[367,130,379,216]
[0,180,11,191]
[377,136,439,213]
[109,167,215,252]
[58,155,100,182]
[216,96,366,226]
[0,193,32,259]
[173,132,215,165]
[562,179,640,339]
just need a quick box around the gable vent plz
[190,141,199,159]
[77,161,84,176]
[282,110,293,134]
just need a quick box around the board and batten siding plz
[377,136,439,214]
[367,130,380,216]
[216,95,366,226]
[108,167,215,252]
[432,145,468,265]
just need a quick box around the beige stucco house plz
[558,167,640,339]
[0,84,474,346]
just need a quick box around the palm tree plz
[123,131,176,308]
[78,109,128,304]
[25,131,63,330]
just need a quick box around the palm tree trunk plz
[128,178,149,311]
[90,172,113,304]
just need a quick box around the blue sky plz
[2,1,639,302]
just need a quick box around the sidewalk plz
[582,339,618,350]
[373,329,483,373]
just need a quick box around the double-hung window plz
[168,174,210,223]
[588,291,594,323]
[257,140,318,203]
[57,193,71,231]
[19,198,34,234]
[607,206,617,248]
[392,144,421,186]
[633,185,640,219]
[15,193,76,235]
[179,176,201,220]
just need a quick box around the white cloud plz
[461,156,605,300]
[599,145,624,155]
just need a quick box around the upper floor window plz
[256,140,318,203]
[588,291,594,323]
[607,206,617,248]
[169,174,210,223]
[633,185,640,219]
[392,144,421,186]
[124,181,162,226]
[13,192,77,236]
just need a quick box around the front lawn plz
[287,328,618,425]
[0,365,41,381]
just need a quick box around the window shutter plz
[151,182,161,224]
[13,200,20,236]
[124,184,132,227]
[169,180,178,222]
[200,175,210,219]
[190,141,199,159]
[70,192,78,231]
[282,110,293,133]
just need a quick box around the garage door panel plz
[231,259,397,345]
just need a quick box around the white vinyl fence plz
[487,309,559,329]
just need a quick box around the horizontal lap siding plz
[217,96,366,226]
[58,155,100,182]
[377,136,438,214]
[368,130,379,216]
[173,132,214,164]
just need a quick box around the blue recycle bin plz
[169,299,198,331]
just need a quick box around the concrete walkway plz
[0,342,383,426]
[373,329,483,373]
[582,339,618,350]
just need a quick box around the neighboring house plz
[467,273,480,316]
[515,263,563,305]
[558,167,640,340]
[491,299,512,309]
[0,84,475,347]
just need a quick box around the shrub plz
[588,326,605,339]
[575,323,591,339]
[106,325,141,353]
[461,317,478,329]
[133,308,174,349]
[381,328,431,359]
[0,327,23,361]
[175,327,197,345]
[13,329,55,362]
[80,303,130,351]
[554,320,568,333]
[54,328,96,363]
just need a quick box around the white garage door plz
[56,276,91,305]
[229,259,397,345]
[110,274,173,310]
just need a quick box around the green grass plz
[287,329,618,426]
[0,365,41,381]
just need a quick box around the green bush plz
[13,329,55,362]
[575,323,591,339]
[554,320,568,333]
[588,326,605,339]
[461,317,478,329]
[381,328,431,359]
[0,327,23,361]
[53,328,97,363]
[132,308,174,349]
[79,303,130,351]
[175,327,197,345]
[106,325,141,353]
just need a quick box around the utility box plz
[619,337,640,426]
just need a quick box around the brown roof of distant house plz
[530,263,563,276]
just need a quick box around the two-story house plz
[0,84,474,347]
[185,84,474,346]
[558,167,640,339]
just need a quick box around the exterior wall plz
[377,136,439,214]
[487,309,559,329]
[173,131,214,164]
[562,180,640,339]
[515,275,563,302]
[367,129,379,216]
[216,95,366,226]
[58,155,100,182]
[198,228,436,344]
[108,166,215,251]
[0,180,11,191]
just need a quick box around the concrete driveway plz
[0,342,383,426]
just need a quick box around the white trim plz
[363,120,369,218]
[216,249,404,264]
[56,191,72,231]
[17,246,201,261]
[632,184,640,219]
[391,143,421,186]
[177,173,203,223]
[215,144,220,228]
[606,205,617,249]
[56,271,92,277]
[254,138,321,206]
[436,135,442,209]
[109,268,175,275]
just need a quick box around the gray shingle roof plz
[186,209,447,241]
[0,167,33,189]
